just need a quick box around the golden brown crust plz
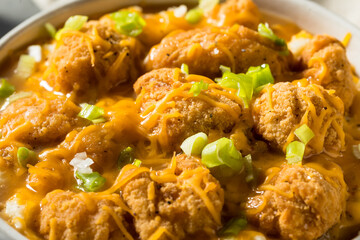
[122,154,224,240]
[0,94,83,146]
[247,164,346,240]
[300,35,356,110]
[134,68,250,151]
[252,82,345,156]
[45,18,144,102]
[39,190,128,240]
[145,26,292,80]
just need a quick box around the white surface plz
[313,0,360,28]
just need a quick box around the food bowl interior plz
[0,0,359,239]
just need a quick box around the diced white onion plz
[70,152,94,174]
[288,37,311,56]
[170,5,187,18]
[5,196,25,229]
[27,45,42,62]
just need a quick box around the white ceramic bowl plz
[0,0,359,239]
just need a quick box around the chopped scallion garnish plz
[180,132,208,156]
[64,15,88,31]
[218,216,247,237]
[0,79,15,98]
[217,64,275,108]
[109,10,146,37]
[17,147,37,168]
[185,8,203,24]
[219,65,231,74]
[246,64,274,93]
[45,22,56,38]
[55,15,88,40]
[76,171,106,192]
[78,103,105,123]
[244,154,254,183]
[181,63,189,75]
[199,0,219,13]
[91,117,106,124]
[352,144,360,159]
[294,124,315,145]
[201,138,243,172]
[118,146,135,169]
[258,23,289,55]
[286,141,305,164]
[15,55,35,79]
[133,159,142,167]
[218,72,253,108]
[258,23,286,46]
[189,80,209,97]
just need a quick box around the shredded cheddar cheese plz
[342,32,352,47]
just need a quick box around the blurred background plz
[0,0,360,38]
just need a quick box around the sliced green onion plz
[353,144,360,159]
[201,138,243,172]
[55,15,88,40]
[181,63,189,75]
[218,72,253,108]
[27,45,42,63]
[91,117,106,124]
[286,141,305,164]
[133,159,142,167]
[180,132,208,156]
[45,22,56,38]
[64,15,88,31]
[294,124,315,145]
[258,23,289,55]
[0,79,15,98]
[218,216,247,237]
[199,0,219,13]
[235,74,253,108]
[76,171,106,192]
[246,64,274,93]
[244,154,254,183]
[1,92,33,111]
[109,10,146,37]
[220,65,231,74]
[15,55,35,79]
[217,64,275,107]
[118,147,135,168]
[258,23,286,46]
[78,103,105,123]
[189,80,209,97]
[17,147,37,168]
[185,8,203,24]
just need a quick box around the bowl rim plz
[0,0,360,239]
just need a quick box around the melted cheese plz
[102,165,150,194]
[342,32,352,47]
[148,227,177,240]
[179,167,221,225]
[308,57,329,85]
